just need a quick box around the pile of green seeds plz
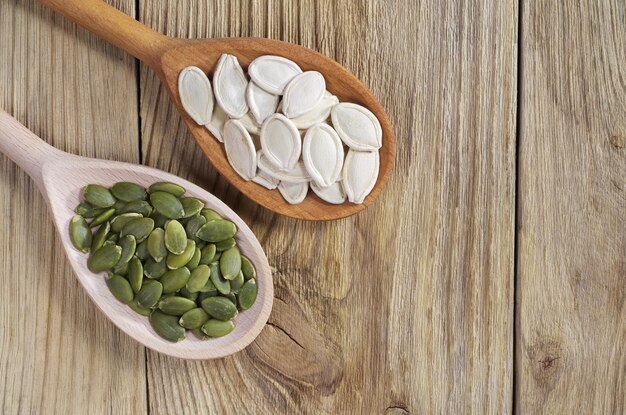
[69,181,258,342]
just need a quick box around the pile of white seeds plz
[178,54,382,205]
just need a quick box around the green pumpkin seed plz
[158,296,196,316]
[197,290,217,303]
[185,215,206,242]
[112,259,129,276]
[147,228,168,262]
[186,264,210,293]
[164,220,187,255]
[106,233,119,244]
[120,200,153,216]
[223,292,237,305]
[240,255,256,280]
[230,270,245,292]
[111,213,143,233]
[150,191,184,219]
[192,328,211,340]
[238,279,257,310]
[136,280,163,308]
[179,308,209,329]
[201,319,234,337]
[150,309,186,342]
[201,208,223,222]
[220,247,241,280]
[127,256,143,293]
[87,244,122,273]
[213,251,222,262]
[215,238,236,252]
[186,247,201,271]
[117,235,137,265]
[209,262,230,295]
[161,267,191,293]
[201,296,238,320]
[84,184,116,208]
[148,182,185,197]
[106,274,134,303]
[135,239,150,261]
[113,199,127,213]
[75,202,106,218]
[89,208,116,228]
[180,287,199,301]
[198,277,217,294]
[150,211,168,228]
[120,217,154,243]
[144,257,168,279]
[70,215,92,253]
[111,182,147,202]
[166,239,196,270]
[196,219,237,242]
[180,197,204,218]
[199,244,217,265]
[129,297,152,316]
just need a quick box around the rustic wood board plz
[139,0,517,413]
[0,0,147,413]
[516,0,626,413]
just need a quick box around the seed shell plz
[342,150,380,204]
[247,55,302,95]
[213,54,248,118]
[278,181,309,205]
[196,220,237,243]
[282,71,326,118]
[247,81,279,124]
[331,102,383,151]
[310,181,347,204]
[302,123,344,187]
[178,66,214,125]
[257,150,311,183]
[260,114,301,171]
[223,119,257,181]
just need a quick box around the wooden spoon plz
[0,109,273,359]
[39,0,396,221]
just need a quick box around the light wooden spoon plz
[0,109,273,360]
[39,0,396,221]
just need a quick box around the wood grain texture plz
[139,0,516,413]
[516,1,626,413]
[0,0,146,413]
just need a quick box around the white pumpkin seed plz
[248,55,302,95]
[342,150,379,204]
[331,103,382,151]
[213,54,249,118]
[278,181,308,205]
[178,66,214,125]
[289,91,338,129]
[247,82,278,124]
[223,120,257,180]
[302,123,344,187]
[260,114,301,171]
[252,169,280,190]
[257,150,310,183]
[310,181,346,204]
[232,112,261,135]
[205,104,228,142]
[282,71,326,118]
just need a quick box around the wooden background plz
[0,0,623,413]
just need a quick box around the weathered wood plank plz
[516,0,626,413]
[0,0,146,413]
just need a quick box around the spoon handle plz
[40,0,174,69]
[0,109,67,187]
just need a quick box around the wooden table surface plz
[0,0,624,413]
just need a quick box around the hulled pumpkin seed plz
[158,296,196,316]
[199,244,217,265]
[111,182,147,202]
[150,310,186,342]
[76,202,105,218]
[180,197,204,218]
[164,220,187,255]
[110,213,143,233]
[118,235,137,265]
[186,264,210,293]
[112,258,129,276]
[184,215,206,243]
[136,280,163,308]
[106,275,134,303]
[230,270,245,292]
[161,267,191,294]
[135,239,150,261]
[148,182,185,197]
[106,233,119,244]
[150,211,168,228]
[147,228,167,262]
[127,256,143,293]
[120,200,153,216]
[201,296,238,321]
[192,328,211,340]
[84,184,116,208]
[120,217,154,243]
[129,297,152,316]
[167,239,196,270]
[197,291,217,303]
[180,286,199,301]
[89,208,116,228]
[200,208,222,222]
[144,257,168,279]
[201,319,234,337]
[198,277,217,294]
[150,191,185,219]
[70,215,92,253]
[215,238,236,252]
[220,247,241,280]
[213,251,222,262]
[209,262,230,295]
[179,308,209,329]
[196,220,237,243]
[113,199,127,214]
[223,292,237,305]
[238,279,257,310]
[87,244,122,273]
[186,247,202,271]
[240,255,256,280]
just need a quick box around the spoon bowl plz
[0,109,273,360]
[40,0,396,221]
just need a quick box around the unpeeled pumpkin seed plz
[186,264,210,293]
[179,308,209,329]
[201,296,238,321]
[70,215,92,253]
[331,102,382,151]
[238,279,258,310]
[260,114,301,171]
[247,55,302,95]
[147,228,168,262]
[247,81,278,124]
[223,120,257,181]
[107,275,134,303]
[196,220,237,243]
[251,169,279,190]
[150,310,186,342]
[90,208,116,228]
[161,267,191,294]
[277,181,308,205]
[220,247,242,280]
[148,182,185,197]
[88,244,122,273]
[302,123,344,187]
[167,239,196,270]
[201,319,235,338]
[213,54,248,118]
[127,256,143,294]
[136,280,163,308]
[288,91,338,129]
[84,184,116,208]
[342,150,380,204]
[158,296,196,316]
[206,104,228,143]
[111,213,143,233]
[150,191,185,220]
[310,181,346,205]
[164,220,187,255]
[111,182,147,202]
[257,150,311,183]
[178,66,214,125]
[120,217,154,243]
[282,71,326,118]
